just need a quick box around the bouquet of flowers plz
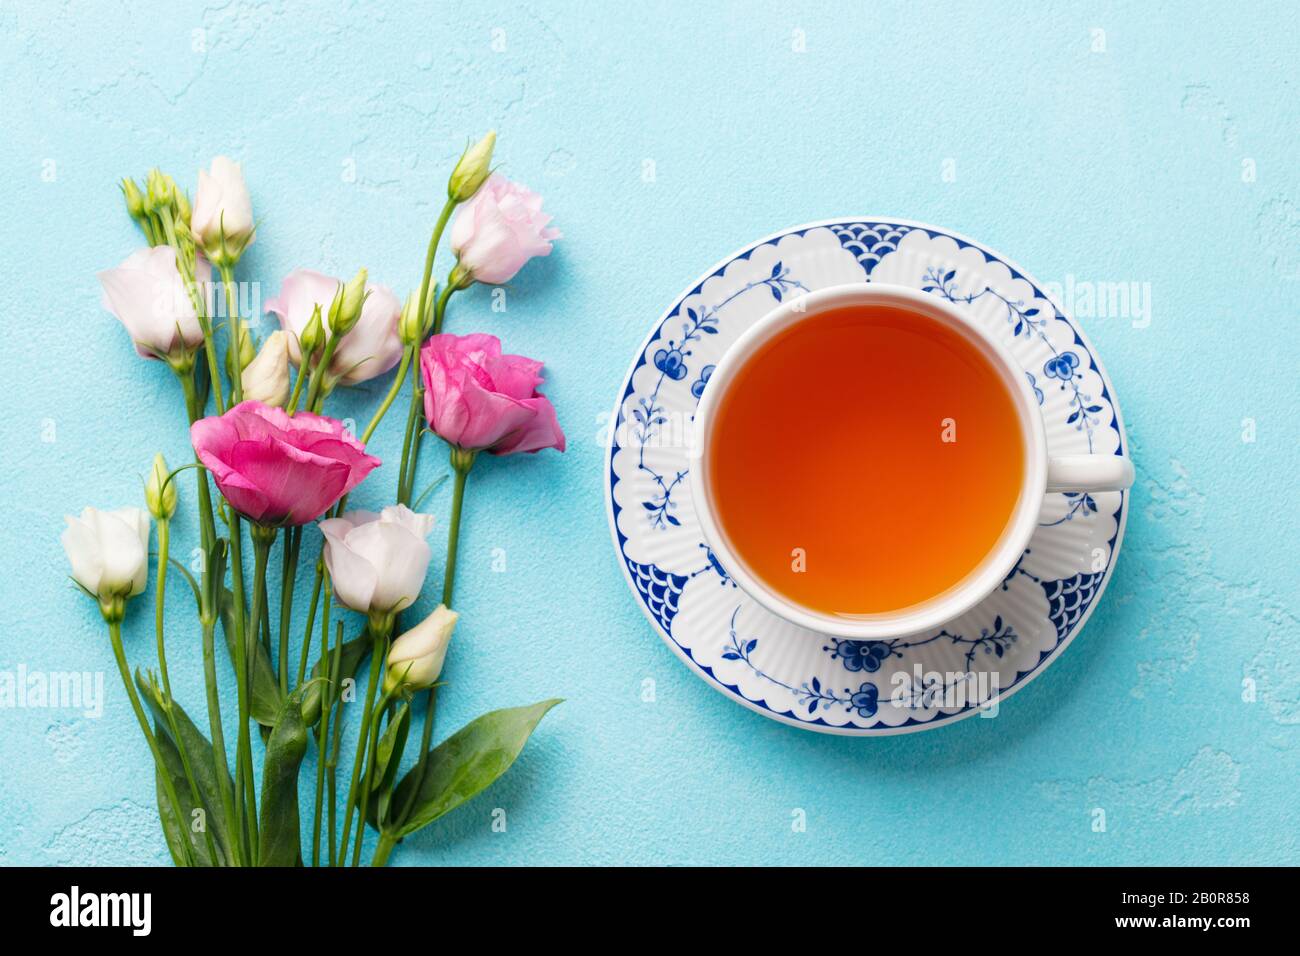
[63,133,564,866]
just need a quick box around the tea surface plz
[706,304,1025,616]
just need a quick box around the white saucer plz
[605,219,1129,734]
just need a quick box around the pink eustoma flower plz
[190,400,381,526]
[449,174,560,285]
[420,333,565,456]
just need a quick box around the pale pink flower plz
[449,174,560,284]
[191,156,254,250]
[319,506,436,615]
[98,246,210,360]
[265,269,403,385]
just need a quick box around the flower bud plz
[121,178,146,221]
[174,188,192,224]
[147,167,174,211]
[398,291,421,346]
[242,330,291,407]
[225,321,256,381]
[329,268,369,337]
[448,130,496,203]
[299,303,325,361]
[383,604,458,695]
[192,156,254,264]
[145,453,178,521]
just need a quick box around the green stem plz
[351,688,391,866]
[177,369,217,553]
[361,346,413,445]
[442,450,475,605]
[285,362,308,415]
[395,200,457,503]
[416,198,457,339]
[154,520,175,699]
[396,382,423,504]
[386,448,473,841]
[297,559,324,686]
[244,528,276,862]
[430,281,455,336]
[337,624,390,865]
[161,206,224,415]
[154,520,221,865]
[200,615,239,865]
[107,619,195,866]
[227,515,255,861]
[177,365,238,863]
[393,685,437,833]
[304,334,341,414]
[277,527,301,695]
[219,262,243,404]
[402,284,459,503]
[371,831,397,867]
[326,625,346,865]
[311,580,334,867]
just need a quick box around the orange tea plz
[705,304,1025,616]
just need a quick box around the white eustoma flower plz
[61,507,151,599]
[241,330,291,407]
[384,604,458,694]
[192,156,254,252]
[319,505,435,618]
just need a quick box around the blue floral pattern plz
[723,610,882,718]
[608,219,1128,734]
[652,346,688,380]
[1027,372,1044,405]
[826,639,893,673]
[632,263,807,530]
[689,364,714,400]
[923,268,1105,451]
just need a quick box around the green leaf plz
[256,685,309,867]
[370,702,412,828]
[153,733,194,866]
[135,673,234,865]
[219,588,283,727]
[301,633,370,728]
[153,729,224,866]
[391,699,562,839]
[369,702,413,832]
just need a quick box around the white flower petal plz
[61,513,105,595]
[344,521,431,613]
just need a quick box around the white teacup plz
[689,283,1134,639]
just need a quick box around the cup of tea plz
[689,283,1134,639]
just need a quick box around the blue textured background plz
[2,1,1297,866]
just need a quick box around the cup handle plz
[1045,455,1135,493]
